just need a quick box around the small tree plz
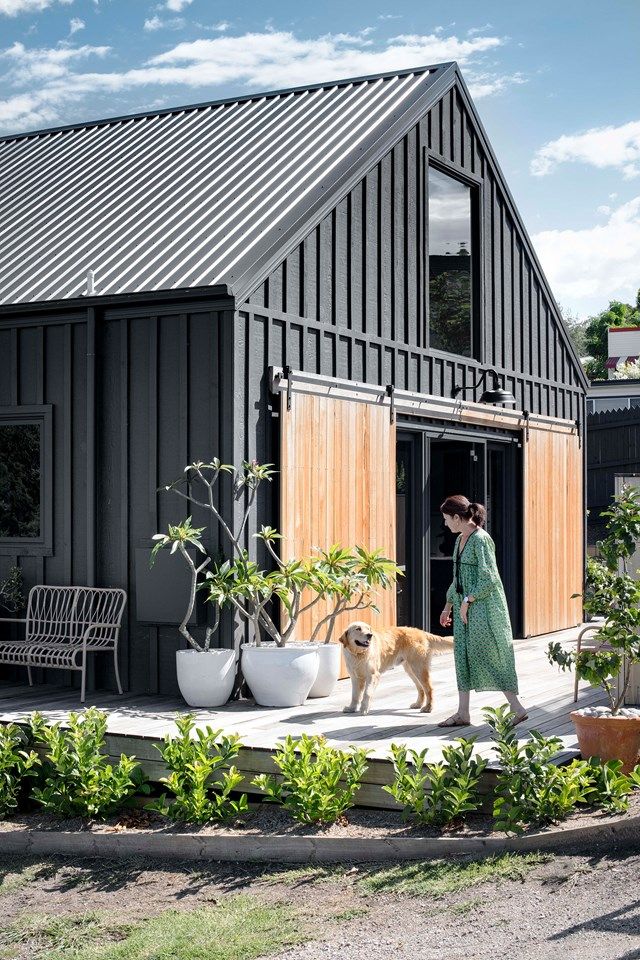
[0,566,25,615]
[547,484,640,713]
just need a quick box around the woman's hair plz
[440,494,487,528]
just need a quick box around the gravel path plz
[269,845,640,960]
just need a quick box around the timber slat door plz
[280,392,397,645]
[523,424,583,636]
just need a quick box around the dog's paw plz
[342,705,357,714]
[409,701,424,710]
[420,704,433,713]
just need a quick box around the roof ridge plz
[0,61,452,145]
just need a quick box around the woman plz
[437,494,527,727]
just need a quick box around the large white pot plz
[176,648,237,708]
[241,644,319,707]
[308,644,342,698]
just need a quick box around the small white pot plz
[308,643,342,698]
[241,643,319,707]
[176,648,237,708]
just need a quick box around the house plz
[604,325,640,379]
[0,63,587,697]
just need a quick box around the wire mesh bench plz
[0,585,127,703]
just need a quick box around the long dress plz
[445,527,519,693]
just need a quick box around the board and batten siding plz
[0,303,229,696]
[523,422,583,636]
[242,82,584,425]
[279,391,396,650]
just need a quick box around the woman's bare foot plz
[437,714,472,727]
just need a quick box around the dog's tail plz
[429,634,454,654]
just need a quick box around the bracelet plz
[463,595,473,604]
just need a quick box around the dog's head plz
[338,621,375,653]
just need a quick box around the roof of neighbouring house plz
[0,63,456,306]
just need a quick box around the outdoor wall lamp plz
[451,368,516,406]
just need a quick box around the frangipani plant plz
[547,484,640,714]
[150,517,223,653]
[153,458,401,652]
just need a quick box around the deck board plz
[0,626,608,807]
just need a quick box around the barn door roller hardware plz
[386,383,395,423]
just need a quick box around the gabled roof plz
[0,63,455,306]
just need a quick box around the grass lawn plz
[0,896,304,960]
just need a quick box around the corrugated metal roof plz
[0,63,453,306]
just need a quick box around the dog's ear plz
[337,629,348,647]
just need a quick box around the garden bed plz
[2,794,639,863]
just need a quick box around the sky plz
[1,0,639,321]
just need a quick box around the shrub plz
[383,740,487,827]
[0,723,39,818]
[252,734,369,825]
[147,714,248,824]
[30,708,147,818]
[585,757,640,813]
[485,705,601,833]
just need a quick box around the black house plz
[0,63,588,696]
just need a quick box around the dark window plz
[0,422,41,538]
[428,166,474,357]
[0,406,51,556]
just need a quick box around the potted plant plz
[150,518,236,708]
[548,484,640,772]
[159,459,321,707]
[202,546,323,707]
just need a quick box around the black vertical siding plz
[244,81,583,423]
[0,303,227,696]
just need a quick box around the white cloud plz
[144,15,184,31]
[0,28,524,133]
[212,21,229,32]
[531,120,640,180]
[69,16,84,33]
[1,41,110,83]
[0,0,70,13]
[467,23,493,36]
[533,197,640,312]
[165,0,192,10]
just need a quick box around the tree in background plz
[582,290,640,381]
[560,305,589,360]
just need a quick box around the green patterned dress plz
[446,527,519,693]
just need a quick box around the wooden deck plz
[0,626,606,808]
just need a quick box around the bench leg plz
[113,649,123,696]
[81,652,86,704]
[27,665,33,687]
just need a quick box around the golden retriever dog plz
[338,621,454,716]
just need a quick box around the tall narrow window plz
[428,167,473,357]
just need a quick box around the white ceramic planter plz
[308,643,342,698]
[176,648,237,708]
[241,644,320,707]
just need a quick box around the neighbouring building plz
[0,62,587,696]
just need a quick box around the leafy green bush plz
[383,740,487,827]
[0,723,39,818]
[147,714,248,824]
[252,734,368,825]
[30,708,147,818]
[483,705,640,832]
[585,757,640,813]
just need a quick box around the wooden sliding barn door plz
[523,423,583,636]
[280,392,396,645]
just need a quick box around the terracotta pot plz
[571,711,640,773]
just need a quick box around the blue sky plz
[1,0,639,320]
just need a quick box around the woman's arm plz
[470,534,500,601]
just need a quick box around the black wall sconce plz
[452,368,516,406]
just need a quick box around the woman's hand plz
[440,605,452,628]
[460,600,470,625]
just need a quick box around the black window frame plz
[0,405,53,557]
[424,151,483,363]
